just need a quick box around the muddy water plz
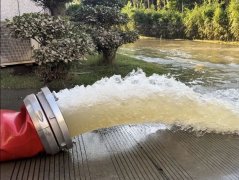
[59,92,239,137]
[55,40,239,137]
[55,68,239,137]
[119,39,239,90]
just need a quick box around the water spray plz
[0,87,72,161]
[1,70,239,161]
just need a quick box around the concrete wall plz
[1,0,43,20]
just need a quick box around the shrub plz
[213,5,230,40]
[184,5,202,39]
[184,1,238,41]
[131,0,238,41]
[7,13,95,82]
[133,8,184,39]
[228,0,239,40]
[68,0,139,65]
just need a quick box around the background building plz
[1,0,43,20]
[1,0,44,66]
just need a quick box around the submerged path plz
[1,124,239,180]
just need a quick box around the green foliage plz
[199,3,216,39]
[126,0,238,41]
[81,0,127,8]
[213,5,230,40]
[68,0,139,64]
[121,2,136,30]
[70,5,129,27]
[7,13,74,45]
[126,0,204,11]
[184,3,217,39]
[0,54,167,89]
[166,0,177,10]
[228,0,239,40]
[7,13,95,82]
[133,8,184,38]
[183,1,238,41]
[35,62,71,82]
[184,5,202,39]
[33,35,94,65]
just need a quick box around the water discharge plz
[55,69,239,137]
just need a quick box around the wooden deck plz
[1,124,239,180]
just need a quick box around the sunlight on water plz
[55,70,239,137]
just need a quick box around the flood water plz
[119,39,239,89]
[56,39,239,137]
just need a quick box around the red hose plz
[0,106,44,161]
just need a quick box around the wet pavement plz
[1,124,239,180]
[0,89,37,110]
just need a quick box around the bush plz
[184,3,217,40]
[68,0,138,65]
[213,5,230,40]
[184,5,202,39]
[35,62,71,82]
[7,13,95,82]
[133,8,184,39]
[184,1,238,41]
[228,0,239,40]
[129,0,238,41]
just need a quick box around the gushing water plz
[55,69,239,137]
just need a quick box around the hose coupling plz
[23,87,73,154]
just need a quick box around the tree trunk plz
[49,3,66,16]
[144,0,149,8]
[158,0,164,9]
[102,49,117,65]
[153,0,158,10]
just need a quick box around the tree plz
[213,4,229,40]
[68,0,139,65]
[32,0,73,16]
[228,0,239,40]
[7,13,95,82]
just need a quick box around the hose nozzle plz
[24,87,73,154]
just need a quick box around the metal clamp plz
[24,87,73,154]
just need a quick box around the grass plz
[1,68,42,89]
[0,54,167,91]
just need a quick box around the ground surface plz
[0,54,166,90]
[1,124,239,180]
[1,78,239,180]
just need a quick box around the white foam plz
[56,69,239,136]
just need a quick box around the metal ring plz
[24,94,60,154]
[24,87,73,154]
[40,87,73,150]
